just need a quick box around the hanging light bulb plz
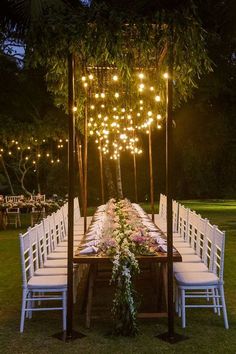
[73,106,77,112]
[101,92,105,98]
[157,114,162,120]
[138,73,144,79]
[82,76,86,81]
[155,95,161,102]
[163,72,169,79]
[147,111,152,117]
[113,75,118,81]
[114,92,119,98]
[88,74,93,80]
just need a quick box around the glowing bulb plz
[98,114,102,118]
[8,151,12,155]
[46,153,50,157]
[139,100,143,104]
[163,72,169,79]
[25,156,29,160]
[157,114,162,120]
[155,95,161,102]
[84,82,88,88]
[138,73,144,79]
[51,159,54,163]
[147,111,152,117]
[82,76,86,81]
[101,92,105,98]
[157,124,162,129]
[73,106,77,112]
[139,83,144,89]
[150,86,154,91]
[37,154,41,158]
[17,146,20,150]
[114,92,119,98]
[113,75,118,81]
[33,160,36,164]
[91,105,95,110]
[57,159,60,162]
[95,93,99,99]
[88,74,93,80]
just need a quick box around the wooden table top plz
[73,249,182,264]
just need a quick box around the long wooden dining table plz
[73,218,182,328]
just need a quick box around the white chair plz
[19,230,67,332]
[174,224,229,329]
[6,207,21,228]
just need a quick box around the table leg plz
[85,264,97,328]
[161,263,168,311]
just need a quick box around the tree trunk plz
[103,155,116,198]
[116,156,123,199]
[0,156,15,194]
[20,169,31,196]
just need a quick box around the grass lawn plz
[0,201,236,354]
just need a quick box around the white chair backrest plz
[178,204,189,240]
[172,200,179,232]
[43,216,52,254]
[30,194,46,202]
[36,221,47,267]
[6,195,22,203]
[28,225,40,273]
[19,225,40,285]
[19,231,32,286]
[159,194,166,219]
[212,226,225,280]
[188,211,208,257]
[202,222,216,270]
[53,209,65,243]
[74,197,81,218]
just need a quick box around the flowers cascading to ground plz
[99,199,154,336]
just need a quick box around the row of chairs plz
[19,198,90,332]
[155,194,229,329]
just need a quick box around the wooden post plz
[99,139,105,204]
[66,52,75,338]
[75,133,84,214]
[83,93,88,234]
[148,124,154,221]
[133,152,138,203]
[166,46,175,340]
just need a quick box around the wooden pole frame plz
[83,94,88,234]
[133,152,138,203]
[148,124,154,221]
[66,52,75,338]
[99,139,105,204]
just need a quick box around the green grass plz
[0,201,236,354]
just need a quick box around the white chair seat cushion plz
[57,240,81,247]
[54,246,78,253]
[43,259,67,268]
[175,247,195,255]
[173,262,208,273]
[175,272,219,286]
[173,241,190,247]
[47,252,67,260]
[35,268,67,276]
[28,275,67,288]
[181,255,201,263]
